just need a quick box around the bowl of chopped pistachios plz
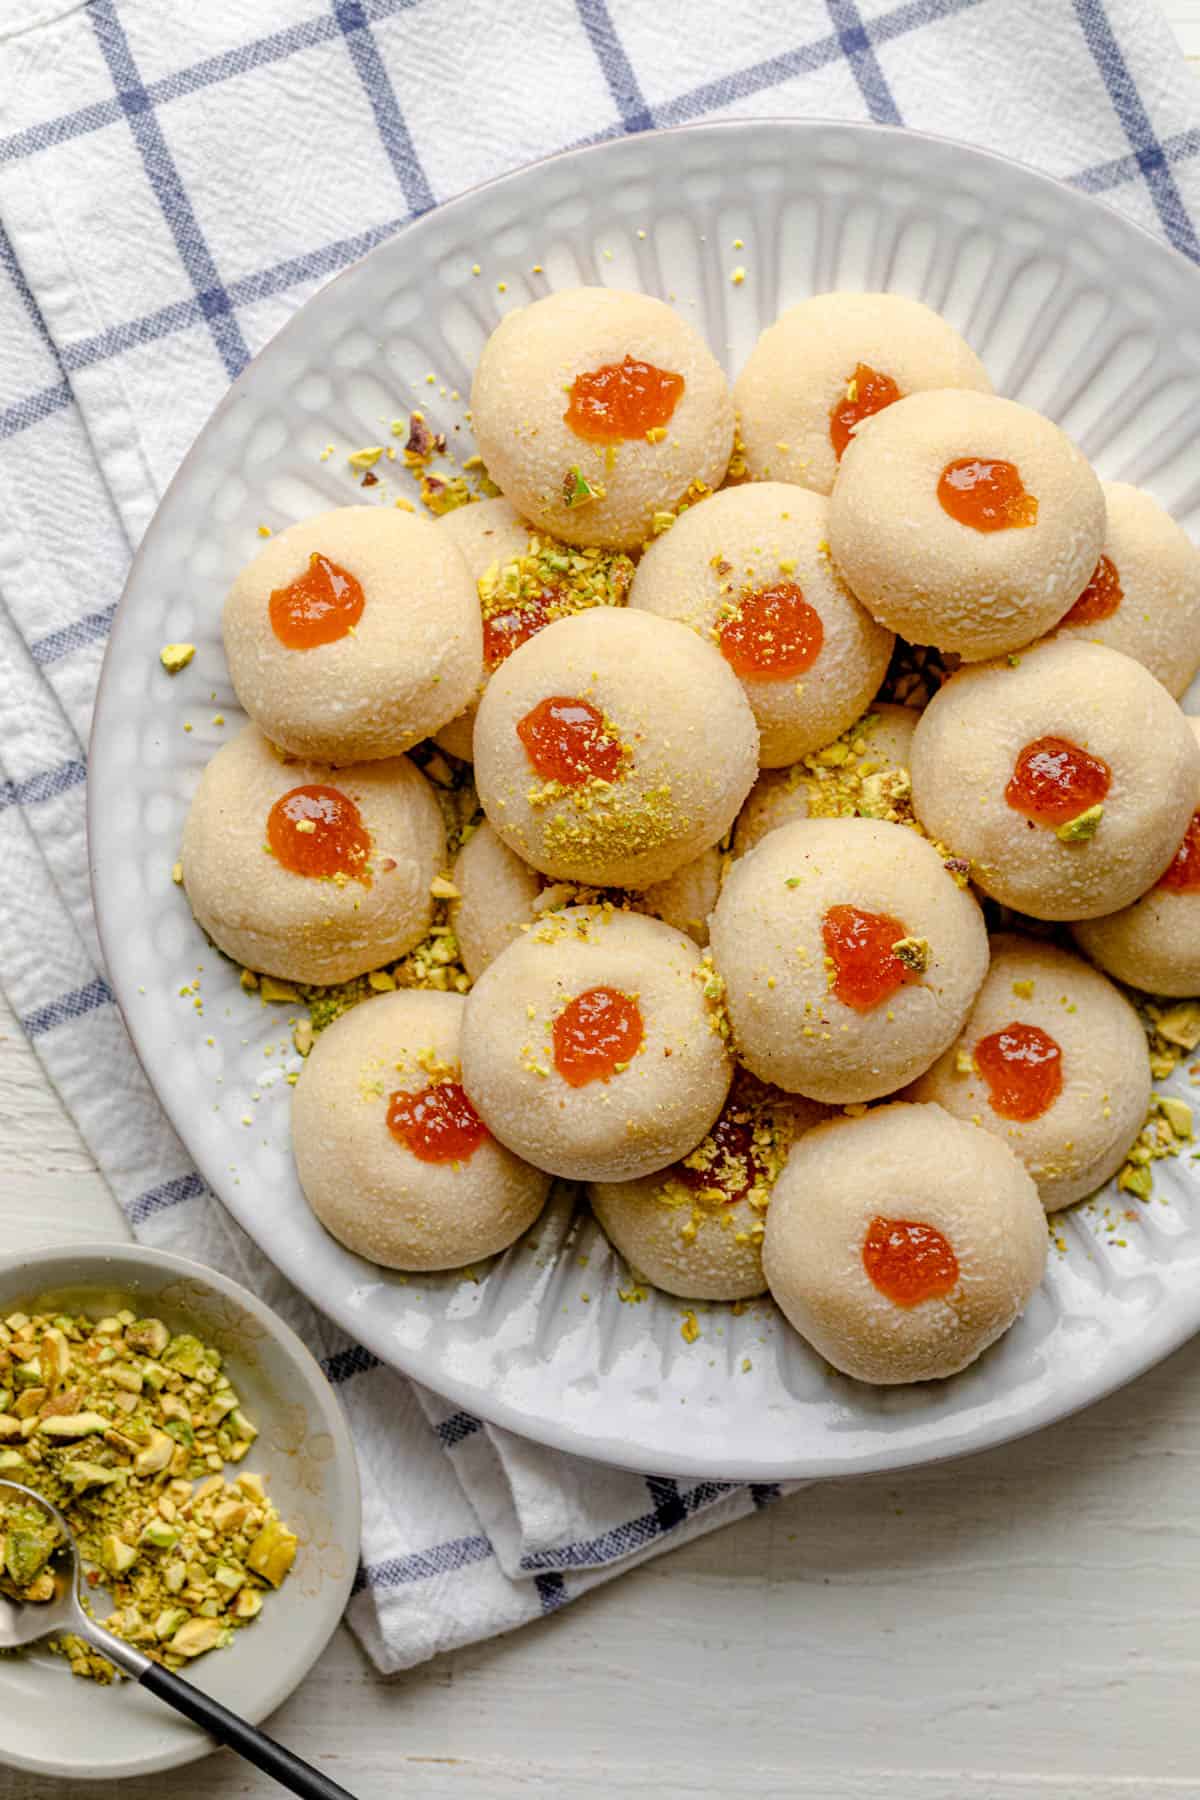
[0,1241,360,1781]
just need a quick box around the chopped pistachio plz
[134,1431,176,1476]
[140,1518,181,1550]
[102,1534,139,1576]
[1155,1001,1200,1051]
[40,1329,72,1385]
[1056,803,1103,842]
[37,1412,110,1439]
[4,1523,55,1588]
[159,643,195,675]
[162,1335,207,1377]
[246,1519,298,1587]
[562,466,603,508]
[125,1318,170,1359]
[1158,1096,1193,1140]
[60,1460,125,1490]
[0,1300,299,1676]
[154,1606,189,1642]
[229,1409,258,1444]
[1118,1163,1153,1200]
[891,935,931,974]
[169,1617,229,1658]
[259,976,300,1004]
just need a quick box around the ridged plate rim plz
[89,118,1200,1481]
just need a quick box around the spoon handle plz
[139,1662,359,1799]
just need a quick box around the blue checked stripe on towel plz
[1,0,1199,1671]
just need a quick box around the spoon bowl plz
[0,1478,146,1672]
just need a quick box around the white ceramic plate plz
[90,119,1200,1484]
[0,1243,360,1780]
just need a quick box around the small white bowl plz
[0,1242,361,1781]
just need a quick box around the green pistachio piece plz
[1055,803,1103,842]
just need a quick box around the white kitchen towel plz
[1,0,1200,1673]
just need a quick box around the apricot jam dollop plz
[821,905,922,1013]
[552,986,644,1088]
[975,1022,1063,1121]
[266,784,371,883]
[937,458,1038,532]
[516,696,625,787]
[387,1082,490,1164]
[829,362,901,460]
[483,593,553,668]
[1004,736,1111,828]
[269,553,364,649]
[1158,812,1200,893]
[564,356,685,443]
[862,1216,959,1308]
[1063,554,1122,626]
[718,583,824,681]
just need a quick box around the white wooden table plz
[6,17,1200,1793]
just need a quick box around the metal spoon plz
[0,1478,357,1798]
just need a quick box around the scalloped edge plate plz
[90,120,1200,1481]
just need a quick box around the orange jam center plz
[718,582,824,681]
[268,553,364,649]
[937,458,1039,532]
[829,362,902,460]
[1158,810,1200,892]
[862,1216,960,1308]
[483,591,554,668]
[1004,735,1111,827]
[266,784,371,883]
[1063,554,1123,626]
[975,1022,1063,1121]
[516,695,625,787]
[552,986,644,1088]
[564,356,685,443]
[821,904,921,1013]
[387,1081,489,1163]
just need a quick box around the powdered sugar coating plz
[829,391,1106,661]
[460,907,733,1183]
[181,724,445,985]
[710,817,988,1104]
[470,287,733,550]
[909,640,1200,920]
[1071,718,1200,993]
[763,1102,1046,1384]
[293,989,550,1270]
[1052,481,1200,698]
[734,292,991,497]
[907,935,1150,1212]
[223,506,481,763]
[434,497,534,761]
[629,483,893,766]
[473,607,758,888]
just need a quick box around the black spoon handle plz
[140,1661,358,1799]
